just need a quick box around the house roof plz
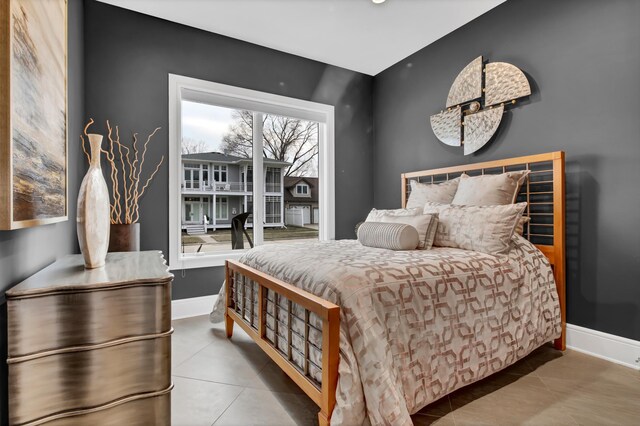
[182,151,290,166]
[284,176,318,203]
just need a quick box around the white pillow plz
[357,222,420,250]
[379,213,439,250]
[451,171,530,206]
[406,178,460,209]
[423,201,527,254]
[366,207,421,222]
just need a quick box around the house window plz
[202,165,209,187]
[266,167,281,193]
[244,196,254,224]
[169,74,335,269]
[216,196,228,220]
[296,183,309,195]
[246,166,253,192]
[184,196,207,223]
[213,165,227,182]
[183,164,202,189]
[265,196,281,224]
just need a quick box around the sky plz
[181,100,235,152]
[181,100,319,177]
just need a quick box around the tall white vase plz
[77,134,110,268]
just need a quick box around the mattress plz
[211,236,561,426]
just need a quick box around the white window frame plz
[264,195,282,225]
[296,183,309,195]
[265,166,282,193]
[213,164,227,183]
[201,164,209,189]
[183,163,201,190]
[169,74,335,270]
[215,196,229,220]
[183,196,208,224]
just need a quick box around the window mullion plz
[253,112,264,246]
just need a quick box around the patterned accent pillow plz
[451,170,530,206]
[357,222,419,250]
[379,213,439,250]
[406,177,460,209]
[423,201,527,254]
[515,216,531,236]
[365,207,422,222]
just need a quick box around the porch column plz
[253,113,264,244]
[280,196,284,226]
[280,168,285,226]
[212,195,217,230]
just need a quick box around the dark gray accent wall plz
[83,1,373,300]
[373,0,640,340]
[0,1,85,422]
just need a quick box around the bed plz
[215,151,566,426]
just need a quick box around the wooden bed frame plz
[225,151,566,425]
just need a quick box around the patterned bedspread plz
[211,236,561,426]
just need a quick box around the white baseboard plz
[566,323,640,370]
[172,295,217,320]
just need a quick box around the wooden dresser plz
[6,251,173,426]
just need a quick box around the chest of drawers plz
[6,251,173,425]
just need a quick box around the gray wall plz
[1,7,637,420]
[83,0,374,300]
[0,2,85,422]
[226,164,241,186]
[373,0,640,340]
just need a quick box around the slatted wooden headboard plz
[401,151,566,350]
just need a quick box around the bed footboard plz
[225,260,340,426]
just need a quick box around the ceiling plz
[97,0,505,76]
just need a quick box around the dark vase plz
[108,223,140,252]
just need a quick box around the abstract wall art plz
[0,0,68,229]
[430,56,531,155]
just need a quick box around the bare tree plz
[181,137,209,154]
[220,111,253,158]
[221,110,318,177]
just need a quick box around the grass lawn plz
[182,236,206,244]
[209,226,318,242]
[181,226,318,245]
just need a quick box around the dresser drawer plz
[39,389,171,426]
[8,282,170,357]
[8,333,171,426]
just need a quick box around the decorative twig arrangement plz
[81,119,164,224]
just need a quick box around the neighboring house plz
[181,152,289,230]
[284,176,319,225]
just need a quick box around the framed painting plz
[0,0,67,230]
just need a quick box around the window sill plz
[169,250,248,270]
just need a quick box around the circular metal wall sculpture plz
[430,56,531,155]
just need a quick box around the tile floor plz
[172,315,640,425]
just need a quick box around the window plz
[245,196,253,221]
[266,167,281,193]
[169,74,334,269]
[183,196,208,224]
[213,165,227,183]
[215,196,228,220]
[202,165,209,187]
[246,166,253,192]
[265,196,282,224]
[296,183,309,195]
[184,164,201,189]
